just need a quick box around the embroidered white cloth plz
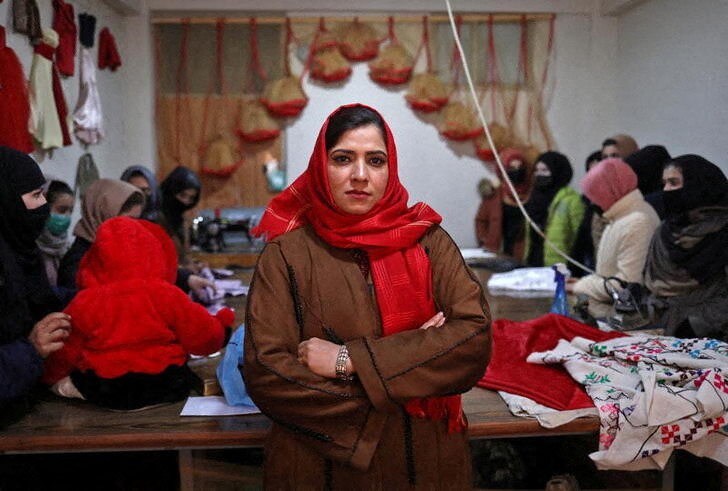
[528,335,728,470]
[498,391,598,428]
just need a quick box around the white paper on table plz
[214,279,243,290]
[459,248,497,260]
[180,396,260,416]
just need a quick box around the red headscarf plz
[254,104,465,432]
[581,157,637,212]
[498,147,531,205]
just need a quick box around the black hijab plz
[625,145,671,219]
[660,154,728,284]
[160,166,201,236]
[525,151,573,228]
[0,147,59,343]
[525,151,573,266]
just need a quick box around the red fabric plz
[253,104,466,432]
[52,0,76,77]
[35,42,72,146]
[98,27,122,71]
[42,217,231,384]
[478,314,627,410]
[0,26,34,153]
[581,157,638,211]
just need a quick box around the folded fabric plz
[478,314,626,410]
[98,27,122,71]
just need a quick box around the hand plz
[565,277,578,294]
[188,274,217,297]
[297,337,355,379]
[29,312,71,358]
[419,311,446,330]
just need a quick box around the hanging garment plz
[12,0,41,43]
[29,29,72,150]
[98,28,122,71]
[0,26,34,153]
[52,0,76,77]
[73,48,104,145]
[74,152,100,197]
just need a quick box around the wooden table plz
[0,262,609,488]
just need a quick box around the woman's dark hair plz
[325,106,387,151]
[45,180,74,205]
[119,191,146,215]
[601,138,617,147]
[585,150,602,171]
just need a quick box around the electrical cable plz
[444,0,597,276]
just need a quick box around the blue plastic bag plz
[216,325,258,408]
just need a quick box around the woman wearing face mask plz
[644,155,728,339]
[567,159,660,319]
[244,105,491,489]
[624,145,672,220]
[120,165,162,223]
[158,166,201,262]
[0,147,71,410]
[524,151,585,267]
[57,179,146,291]
[569,151,602,276]
[36,180,75,287]
[499,148,532,261]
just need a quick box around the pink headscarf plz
[581,158,638,212]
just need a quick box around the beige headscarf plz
[74,178,143,242]
[612,134,639,158]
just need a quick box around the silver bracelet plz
[335,345,353,381]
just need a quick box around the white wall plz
[616,0,728,171]
[1,0,134,222]
[133,2,616,246]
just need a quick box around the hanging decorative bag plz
[197,20,242,178]
[310,18,351,83]
[439,100,483,141]
[474,123,513,161]
[260,19,308,117]
[405,17,449,113]
[236,19,280,142]
[336,18,380,61]
[238,98,280,142]
[368,17,413,85]
[438,17,483,142]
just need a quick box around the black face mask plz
[590,203,604,216]
[663,188,687,217]
[533,175,553,189]
[26,203,51,241]
[506,167,526,184]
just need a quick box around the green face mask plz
[46,213,71,236]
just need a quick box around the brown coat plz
[244,224,491,490]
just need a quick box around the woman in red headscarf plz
[244,104,491,489]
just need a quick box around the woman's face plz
[327,124,389,215]
[129,175,152,199]
[51,193,75,215]
[22,187,47,210]
[175,188,198,206]
[509,159,524,170]
[120,204,143,218]
[662,165,684,191]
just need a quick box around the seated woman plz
[568,158,660,319]
[42,217,233,410]
[624,145,672,220]
[120,165,162,222]
[499,148,532,260]
[644,155,728,339]
[524,152,585,267]
[570,150,602,276]
[159,166,201,262]
[36,180,75,287]
[57,179,145,290]
[0,147,70,411]
[244,105,491,489]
